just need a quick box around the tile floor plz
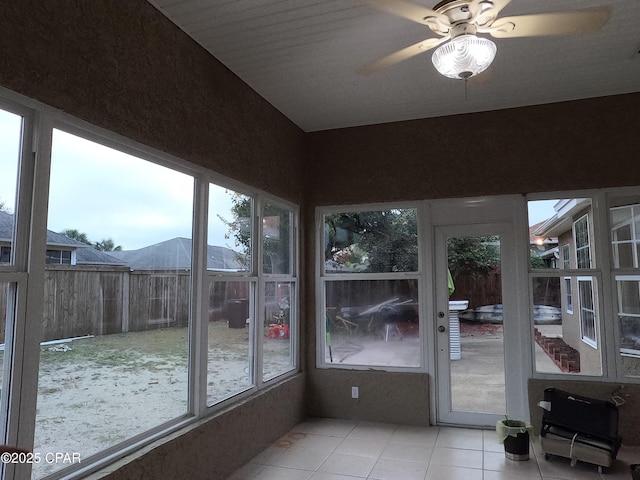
[228,418,640,480]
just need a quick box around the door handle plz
[438,325,446,333]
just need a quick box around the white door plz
[434,220,525,427]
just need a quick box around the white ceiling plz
[149,0,640,132]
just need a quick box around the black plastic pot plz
[499,419,530,461]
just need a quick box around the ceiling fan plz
[358,0,611,79]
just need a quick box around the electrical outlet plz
[351,386,359,399]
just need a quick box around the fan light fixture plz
[431,34,497,79]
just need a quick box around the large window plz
[319,208,421,369]
[528,199,602,377]
[34,129,195,479]
[206,185,254,406]
[0,105,26,462]
[261,202,296,381]
[0,93,299,480]
[610,200,640,378]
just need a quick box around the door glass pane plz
[0,108,23,266]
[207,280,253,405]
[324,209,418,274]
[33,130,194,479]
[208,184,251,272]
[448,235,504,414]
[263,203,291,275]
[263,281,295,380]
[324,279,420,367]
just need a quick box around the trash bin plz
[226,299,248,329]
[631,464,640,480]
[496,419,533,461]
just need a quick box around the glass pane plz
[263,281,294,380]
[610,204,640,268]
[263,203,291,275]
[0,109,23,266]
[574,216,592,269]
[324,279,420,367]
[448,234,504,414]
[533,276,601,376]
[0,282,15,440]
[617,278,640,377]
[528,199,593,270]
[324,209,418,274]
[615,243,634,269]
[207,280,253,405]
[208,184,251,272]
[33,130,194,479]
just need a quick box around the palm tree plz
[94,238,122,251]
[61,229,91,245]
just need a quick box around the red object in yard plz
[268,324,290,339]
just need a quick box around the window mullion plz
[594,192,618,378]
[191,175,209,417]
[9,112,53,480]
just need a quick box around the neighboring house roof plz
[109,237,246,271]
[75,246,128,266]
[1,211,128,266]
[529,220,557,247]
[1,210,86,247]
[533,198,591,238]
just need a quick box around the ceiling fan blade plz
[488,7,610,38]
[469,0,512,26]
[357,37,449,75]
[361,0,450,27]
[483,0,512,18]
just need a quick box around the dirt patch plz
[26,322,291,478]
[460,321,503,337]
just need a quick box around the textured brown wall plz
[0,2,306,479]
[304,93,640,431]
[4,0,640,474]
[307,370,429,426]
[306,93,640,206]
[0,0,305,204]
[96,375,306,480]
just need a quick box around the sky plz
[0,110,241,251]
[527,199,558,226]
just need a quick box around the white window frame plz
[564,276,573,314]
[615,275,640,358]
[578,277,598,348]
[316,203,424,372]
[0,87,300,479]
[574,214,592,269]
[562,243,571,269]
[610,204,640,268]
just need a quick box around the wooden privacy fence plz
[450,272,502,309]
[450,272,561,309]
[0,266,191,342]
